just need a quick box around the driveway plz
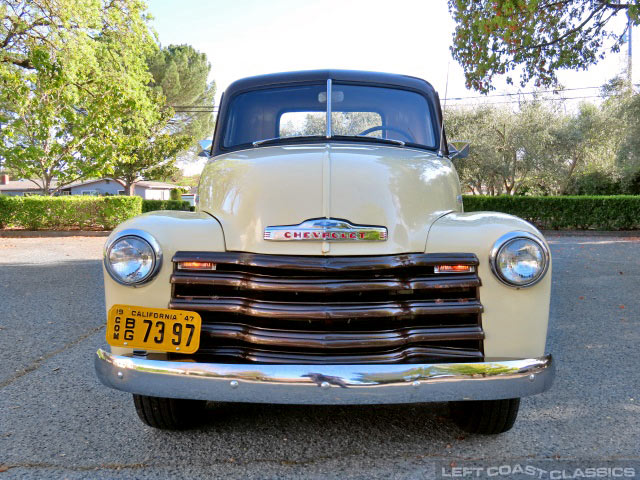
[0,234,638,479]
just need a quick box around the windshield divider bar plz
[326,79,332,139]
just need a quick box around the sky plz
[145,0,638,173]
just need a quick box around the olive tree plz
[446,101,560,194]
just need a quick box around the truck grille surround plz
[170,252,484,364]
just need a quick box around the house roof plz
[1,177,183,192]
[0,179,52,191]
[135,180,180,189]
[65,178,125,189]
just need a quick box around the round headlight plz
[490,232,549,287]
[104,230,162,286]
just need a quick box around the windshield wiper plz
[252,135,325,147]
[252,134,406,148]
[332,135,405,146]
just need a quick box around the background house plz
[0,175,181,200]
[0,175,51,196]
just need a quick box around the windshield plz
[222,82,437,150]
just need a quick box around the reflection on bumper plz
[94,349,554,405]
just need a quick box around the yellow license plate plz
[106,305,201,354]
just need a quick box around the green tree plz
[448,0,639,92]
[0,0,157,194]
[616,94,640,180]
[446,106,505,194]
[147,44,216,143]
[446,101,560,194]
[107,102,192,195]
[552,102,619,194]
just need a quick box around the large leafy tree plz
[449,0,640,92]
[446,101,561,194]
[445,106,505,194]
[552,101,620,193]
[107,99,192,195]
[0,0,157,193]
[147,44,216,144]
[105,44,214,193]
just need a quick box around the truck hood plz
[198,143,461,255]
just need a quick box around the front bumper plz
[95,349,554,405]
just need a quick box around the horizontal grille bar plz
[200,323,484,350]
[172,252,479,272]
[170,298,482,320]
[172,272,480,293]
[192,346,484,364]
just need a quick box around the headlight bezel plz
[103,229,163,287]
[489,231,550,288]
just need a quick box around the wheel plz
[449,398,520,434]
[133,394,206,430]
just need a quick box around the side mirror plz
[198,139,212,158]
[448,141,470,160]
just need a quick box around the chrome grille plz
[170,252,483,364]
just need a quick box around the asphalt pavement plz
[0,233,638,479]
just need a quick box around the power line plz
[447,93,626,107]
[170,105,217,113]
[444,86,604,101]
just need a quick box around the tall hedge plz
[463,195,640,230]
[0,196,141,230]
[141,199,191,213]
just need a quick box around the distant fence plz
[463,195,640,230]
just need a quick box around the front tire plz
[449,398,520,434]
[133,394,206,430]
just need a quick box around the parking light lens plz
[434,265,474,273]
[178,261,216,271]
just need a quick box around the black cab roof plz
[223,69,438,98]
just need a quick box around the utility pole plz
[628,10,633,89]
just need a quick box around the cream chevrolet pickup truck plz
[95,70,554,434]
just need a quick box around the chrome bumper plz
[95,349,554,405]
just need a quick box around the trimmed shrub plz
[169,188,182,201]
[565,171,624,195]
[463,195,640,230]
[0,196,141,230]
[142,199,191,213]
[0,195,16,229]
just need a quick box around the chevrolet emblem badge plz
[264,218,387,241]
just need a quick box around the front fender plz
[102,211,226,355]
[426,211,552,358]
